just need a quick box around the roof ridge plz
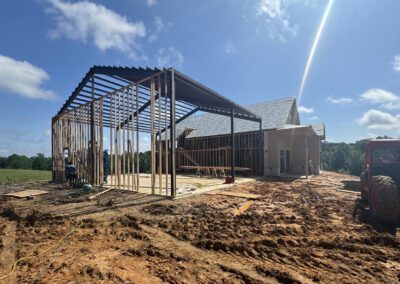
[185,96,295,120]
[245,96,295,107]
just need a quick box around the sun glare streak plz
[297,0,335,104]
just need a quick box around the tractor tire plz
[369,175,400,224]
[361,187,368,204]
[360,173,368,204]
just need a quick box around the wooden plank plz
[90,77,96,184]
[131,86,136,191]
[232,200,254,216]
[150,77,156,194]
[110,94,113,188]
[100,98,104,185]
[123,88,126,189]
[164,71,169,196]
[170,69,176,197]
[96,101,100,185]
[116,91,121,188]
[158,74,162,195]
[4,190,49,198]
[89,188,114,200]
[206,191,260,200]
[136,84,140,191]
[127,91,131,190]
[180,165,251,171]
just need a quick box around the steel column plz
[259,120,263,176]
[90,77,96,184]
[170,69,176,197]
[231,106,235,182]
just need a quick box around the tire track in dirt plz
[0,219,17,284]
[142,224,273,283]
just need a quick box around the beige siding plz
[291,134,307,174]
[308,135,321,174]
[264,130,280,176]
[264,127,322,177]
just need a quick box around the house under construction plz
[52,66,262,197]
[52,66,325,197]
[176,97,325,177]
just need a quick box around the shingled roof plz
[178,97,298,138]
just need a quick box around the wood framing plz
[176,131,264,175]
[52,67,261,197]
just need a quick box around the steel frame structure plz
[52,66,261,197]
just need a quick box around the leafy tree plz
[31,153,51,171]
[321,136,395,176]
[139,151,151,173]
[6,154,32,169]
[0,157,6,168]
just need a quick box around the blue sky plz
[0,0,399,156]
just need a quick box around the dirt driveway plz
[0,172,399,283]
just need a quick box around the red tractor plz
[360,139,400,224]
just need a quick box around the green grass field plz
[0,169,51,185]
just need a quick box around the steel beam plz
[231,106,235,182]
[170,69,176,197]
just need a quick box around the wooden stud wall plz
[177,131,263,174]
[52,71,176,196]
[52,69,262,196]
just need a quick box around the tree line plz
[321,136,394,177]
[0,153,52,171]
[104,151,153,174]
[0,151,153,173]
[0,136,395,176]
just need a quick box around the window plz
[372,147,400,164]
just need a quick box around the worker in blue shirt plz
[66,161,77,187]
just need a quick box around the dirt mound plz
[25,210,59,226]
[0,203,20,221]
[256,266,301,284]
[142,203,178,215]
[219,264,265,284]
[117,214,142,230]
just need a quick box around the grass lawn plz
[0,169,51,185]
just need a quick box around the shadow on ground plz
[352,199,399,235]
[342,180,361,192]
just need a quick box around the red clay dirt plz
[0,172,399,283]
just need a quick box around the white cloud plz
[393,55,400,72]
[154,16,164,32]
[256,0,307,41]
[224,42,237,54]
[0,55,56,100]
[326,96,353,104]
[308,115,319,120]
[382,101,400,110]
[146,0,157,7]
[357,109,400,130]
[360,88,400,110]
[360,88,399,104]
[149,16,165,43]
[157,47,184,68]
[298,105,314,114]
[46,0,146,59]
